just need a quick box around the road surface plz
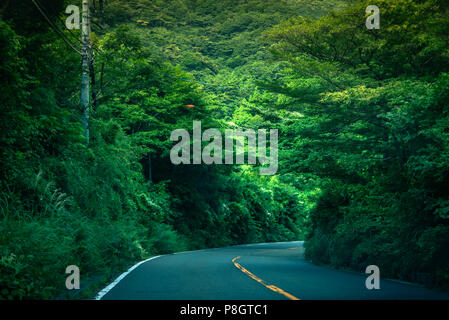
[98,241,449,300]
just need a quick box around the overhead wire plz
[35,0,103,55]
[34,0,263,95]
[44,0,268,105]
[31,0,82,56]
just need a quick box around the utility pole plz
[81,0,91,144]
[148,153,152,183]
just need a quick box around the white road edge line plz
[95,240,303,299]
[95,255,161,300]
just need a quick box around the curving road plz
[98,241,449,300]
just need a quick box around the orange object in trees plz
[184,104,195,108]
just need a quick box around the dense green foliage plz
[100,0,344,118]
[1,0,449,299]
[0,0,309,299]
[264,0,449,288]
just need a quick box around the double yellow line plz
[232,256,300,300]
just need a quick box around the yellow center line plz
[231,256,300,300]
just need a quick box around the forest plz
[1,0,448,299]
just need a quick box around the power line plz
[31,0,82,55]
[55,8,83,45]
[32,0,103,56]
[33,0,270,108]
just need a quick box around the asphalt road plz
[99,241,449,300]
